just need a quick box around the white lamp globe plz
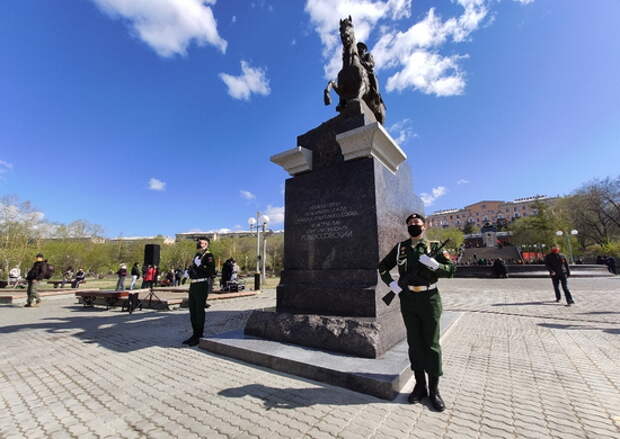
[248,217,257,226]
[261,215,270,224]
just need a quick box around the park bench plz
[75,290,140,314]
[48,280,87,288]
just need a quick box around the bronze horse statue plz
[324,16,386,124]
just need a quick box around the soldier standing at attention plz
[183,236,216,347]
[378,214,455,411]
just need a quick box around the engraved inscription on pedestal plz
[298,201,358,242]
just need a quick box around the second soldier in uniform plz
[183,236,216,347]
[378,213,455,411]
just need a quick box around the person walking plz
[25,253,47,307]
[183,237,216,347]
[130,263,140,290]
[544,245,575,305]
[378,213,455,411]
[115,264,128,291]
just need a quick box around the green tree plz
[559,176,620,246]
[462,222,476,235]
[425,227,464,251]
[509,200,566,248]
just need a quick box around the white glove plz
[389,280,402,293]
[193,256,202,267]
[419,254,440,271]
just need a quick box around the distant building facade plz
[175,230,282,242]
[427,195,557,230]
[108,236,176,245]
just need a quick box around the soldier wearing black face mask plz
[378,213,455,411]
[183,236,216,347]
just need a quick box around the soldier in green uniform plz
[378,213,455,411]
[183,236,216,347]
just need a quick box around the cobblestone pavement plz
[1,277,619,438]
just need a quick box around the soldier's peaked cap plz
[195,236,210,242]
[405,213,425,224]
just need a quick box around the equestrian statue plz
[323,16,386,124]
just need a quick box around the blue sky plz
[1,0,619,237]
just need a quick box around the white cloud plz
[148,178,166,191]
[305,0,412,78]
[419,186,447,206]
[0,160,13,178]
[240,190,256,200]
[305,0,533,96]
[219,61,271,101]
[91,0,227,57]
[232,15,237,23]
[388,118,416,144]
[264,205,285,225]
[456,178,470,185]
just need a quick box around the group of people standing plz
[115,263,193,291]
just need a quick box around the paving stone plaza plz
[1,277,619,439]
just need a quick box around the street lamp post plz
[555,230,578,264]
[569,229,578,264]
[248,213,270,289]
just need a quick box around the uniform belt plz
[190,278,210,284]
[407,284,437,293]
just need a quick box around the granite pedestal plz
[251,100,423,358]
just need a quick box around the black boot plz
[188,332,202,347]
[408,370,428,404]
[428,375,446,412]
[182,334,196,345]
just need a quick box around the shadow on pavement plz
[218,383,440,410]
[0,307,253,353]
[218,383,382,408]
[538,322,620,335]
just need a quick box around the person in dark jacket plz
[130,263,140,290]
[72,268,86,288]
[544,246,574,305]
[25,253,47,307]
[116,264,128,291]
[492,258,508,278]
[605,256,617,275]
